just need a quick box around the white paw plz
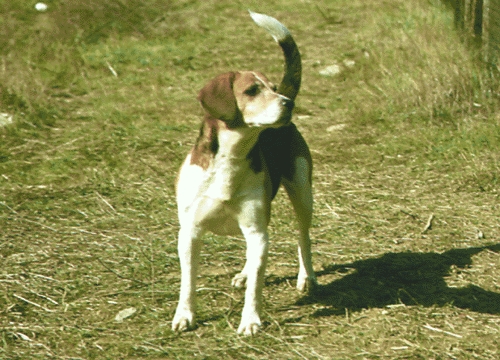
[231,272,247,288]
[172,308,195,332]
[237,313,261,336]
[297,275,317,294]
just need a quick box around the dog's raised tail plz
[249,10,301,101]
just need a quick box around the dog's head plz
[198,71,294,128]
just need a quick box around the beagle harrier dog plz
[172,11,317,336]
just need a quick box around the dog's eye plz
[271,84,277,92]
[244,84,260,97]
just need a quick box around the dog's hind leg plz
[282,156,317,294]
[231,264,248,289]
[172,225,204,332]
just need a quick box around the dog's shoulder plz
[190,115,220,170]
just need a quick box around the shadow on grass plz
[290,244,500,316]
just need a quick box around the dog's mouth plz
[276,110,293,126]
[274,98,294,126]
[268,96,294,127]
[243,97,294,128]
[246,110,293,128]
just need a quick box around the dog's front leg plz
[237,226,269,336]
[172,225,203,332]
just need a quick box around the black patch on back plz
[250,124,312,199]
[258,127,292,199]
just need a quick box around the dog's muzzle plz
[278,95,294,125]
[280,95,294,111]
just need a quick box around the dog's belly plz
[202,207,242,236]
[185,197,243,236]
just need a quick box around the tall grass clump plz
[338,0,499,125]
[0,0,177,127]
[312,0,500,188]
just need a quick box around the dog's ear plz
[198,72,240,122]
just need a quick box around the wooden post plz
[486,0,500,65]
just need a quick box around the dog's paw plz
[297,275,317,295]
[237,313,261,336]
[172,309,195,332]
[231,272,247,288]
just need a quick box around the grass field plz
[1,0,499,358]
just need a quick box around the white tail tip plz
[248,10,290,42]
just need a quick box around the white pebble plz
[319,64,341,77]
[35,2,48,12]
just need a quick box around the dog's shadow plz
[270,243,500,316]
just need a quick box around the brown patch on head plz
[198,72,244,128]
[198,71,293,128]
[192,71,294,170]
[232,71,294,127]
[232,72,276,109]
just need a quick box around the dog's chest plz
[177,153,268,235]
[203,156,254,201]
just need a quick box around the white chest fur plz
[176,145,268,236]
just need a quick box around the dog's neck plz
[203,127,262,201]
[216,127,260,159]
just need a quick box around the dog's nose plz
[280,95,294,110]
